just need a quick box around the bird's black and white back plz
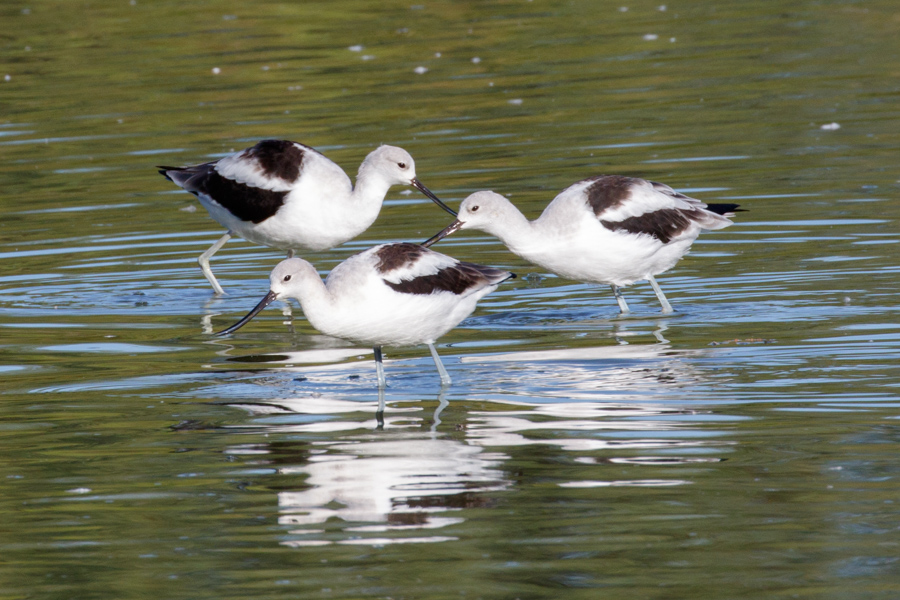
[371,243,513,297]
[532,175,736,285]
[158,140,324,225]
[558,175,735,245]
[314,243,513,347]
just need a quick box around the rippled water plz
[2,1,900,598]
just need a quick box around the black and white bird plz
[423,175,739,314]
[216,242,515,387]
[158,140,456,295]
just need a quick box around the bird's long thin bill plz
[421,219,463,248]
[215,290,278,336]
[411,178,457,217]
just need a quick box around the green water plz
[2,1,899,598]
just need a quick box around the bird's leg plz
[375,386,385,430]
[200,313,214,335]
[428,343,452,386]
[374,346,387,388]
[199,295,226,334]
[199,231,233,295]
[647,276,674,314]
[431,388,449,434]
[611,285,630,314]
[653,321,670,344]
[286,249,295,259]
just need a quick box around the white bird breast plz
[320,280,483,347]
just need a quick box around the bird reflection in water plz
[375,387,449,430]
[224,391,510,547]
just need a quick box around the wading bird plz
[216,242,514,387]
[423,175,739,313]
[159,140,456,294]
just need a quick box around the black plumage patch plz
[374,243,429,274]
[385,262,513,296]
[705,203,743,216]
[158,140,304,224]
[157,166,180,182]
[584,175,636,217]
[601,208,695,245]
[241,140,306,183]
[199,171,288,224]
[375,243,513,295]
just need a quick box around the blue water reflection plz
[211,340,744,547]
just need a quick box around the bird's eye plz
[397,162,408,169]
[470,205,480,212]
[283,275,292,282]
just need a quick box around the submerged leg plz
[375,386,385,430]
[374,346,387,388]
[200,313,214,336]
[431,388,449,434]
[199,231,233,295]
[647,276,674,314]
[428,343,452,386]
[611,285,630,314]
[653,321,670,344]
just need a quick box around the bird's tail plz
[156,166,181,184]
[705,203,745,217]
[156,163,213,192]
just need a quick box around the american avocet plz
[216,242,514,387]
[423,175,739,314]
[159,140,456,295]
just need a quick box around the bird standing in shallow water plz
[216,242,515,387]
[423,175,739,314]
[159,140,456,295]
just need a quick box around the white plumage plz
[423,175,739,314]
[217,243,515,387]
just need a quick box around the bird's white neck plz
[286,270,336,333]
[351,165,394,219]
[482,206,538,257]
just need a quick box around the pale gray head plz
[269,257,319,298]
[215,258,319,336]
[359,145,419,186]
[359,145,457,217]
[456,191,516,230]
[420,191,515,248]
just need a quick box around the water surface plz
[2,1,899,598]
